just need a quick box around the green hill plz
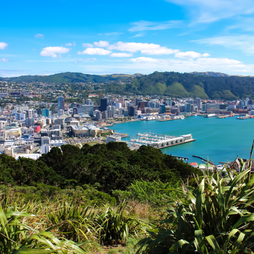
[0,72,133,83]
[121,71,254,99]
[2,71,254,99]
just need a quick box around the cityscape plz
[0,77,253,160]
[2,0,254,252]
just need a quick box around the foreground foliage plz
[0,143,201,195]
[138,168,254,253]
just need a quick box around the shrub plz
[138,169,254,253]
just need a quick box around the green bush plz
[113,180,180,206]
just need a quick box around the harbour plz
[108,115,254,165]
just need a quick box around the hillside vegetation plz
[2,71,254,99]
[121,71,254,99]
[1,143,254,253]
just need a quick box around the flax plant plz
[138,168,254,253]
[0,195,85,253]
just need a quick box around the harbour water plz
[108,116,254,165]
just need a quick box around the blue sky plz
[1,0,254,77]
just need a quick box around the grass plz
[0,189,154,253]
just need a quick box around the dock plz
[114,132,129,138]
[128,132,195,149]
[192,155,215,165]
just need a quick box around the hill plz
[118,71,254,99]
[190,71,231,77]
[2,71,254,99]
[0,72,134,83]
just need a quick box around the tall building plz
[58,96,65,111]
[128,106,136,116]
[99,98,107,112]
[42,108,50,117]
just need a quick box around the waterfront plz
[108,116,254,165]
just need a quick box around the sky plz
[1,0,254,77]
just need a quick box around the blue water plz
[108,116,254,165]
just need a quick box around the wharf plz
[114,132,129,138]
[128,132,195,149]
[192,155,215,165]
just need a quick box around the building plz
[41,136,50,146]
[102,111,108,120]
[99,98,107,112]
[206,103,220,114]
[69,124,100,137]
[41,108,50,117]
[41,144,51,154]
[58,96,65,111]
[128,106,136,116]
[106,135,122,143]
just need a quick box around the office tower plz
[58,96,65,111]
[99,98,107,112]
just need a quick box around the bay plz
[108,116,254,165]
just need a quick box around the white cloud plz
[35,34,44,38]
[166,0,254,23]
[175,51,210,59]
[202,53,211,57]
[130,57,159,63]
[65,43,73,46]
[108,41,178,55]
[129,20,182,32]
[142,48,179,55]
[78,48,111,55]
[194,35,254,54]
[0,58,9,62]
[40,46,70,58]
[78,56,253,75]
[110,53,133,57]
[0,42,8,50]
[82,43,94,48]
[94,41,110,47]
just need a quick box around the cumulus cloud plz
[0,42,8,50]
[94,41,110,47]
[40,46,70,58]
[108,41,178,55]
[110,53,133,57]
[142,48,179,55]
[35,34,44,38]
[78,48,111,55]
[130,57,159,63]
[129,20,182,32]
[175,51,210,59]
[0,58,9,62]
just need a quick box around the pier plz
[192,155,215,165]
[128,132,195,149]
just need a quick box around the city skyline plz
[1,0,254,77]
